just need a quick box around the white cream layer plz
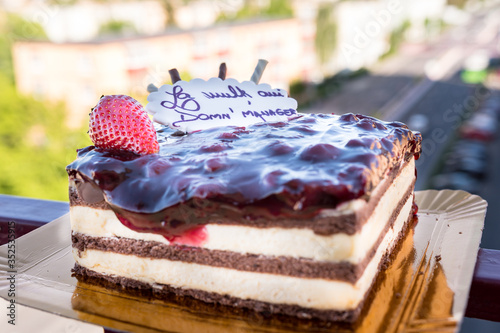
[73,194,413,311]
[71,158,415,263]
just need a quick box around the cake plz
[70,221,421,332]
[67,76,422,323]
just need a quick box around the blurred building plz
[332,0,447,71]
[9,0,449,127]
[13,18,311,127]
[2,0,167,42]
[1,0,247,43]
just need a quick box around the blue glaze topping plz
[67,113,421,237]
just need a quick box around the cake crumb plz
[435,255,442,262]
[395,293,402,298]
[459,231,462,234]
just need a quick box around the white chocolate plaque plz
[146,78,298,132]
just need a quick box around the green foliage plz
[316,68,368,98]
[234,1,261,20]
[158,0,179,26]
[98,20,137,36]
[46,0,78,5]
[289,68,369,108]
[0,73,91,200]
[0,12,83,201]
[217,0,294,22]
[0,35,13,83]
[3,13,47,42]
[380,20,410,60]
[446,0,470,8]
[289,79,307,97]
[0,13,47,83]
[425,17,448,36]
[263,0,293,17]
[315,4,337,66]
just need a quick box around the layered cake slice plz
[67,88,421,322]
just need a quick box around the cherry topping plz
[300,143,340,162]
[67,113,422,243]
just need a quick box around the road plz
[309,4,499,115]
[397,73,481,191]
[307,1,500,211]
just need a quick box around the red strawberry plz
[89,95,159,155]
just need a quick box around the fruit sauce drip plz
[67,113,422,243]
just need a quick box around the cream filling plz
[73,195,413,311]
[71,158,415,263]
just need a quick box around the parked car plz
[443,154,488,179]
[477,106,498,120]
[460,112,497,142]
[432,172,480,194]
[449,139,489,161]
[440,139,489,182]
[407,113,429,133]
[482,97,500,117]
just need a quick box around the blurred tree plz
[0,73,91,200]
[98,20,137,36]
[380,20,411,60]
[0,12,90,200]
[0,13,47,83]
[315,4,337,67]
[3,13,47,43]
[158,0,182,26]
[264,0,293,17]
[234,0,261,19]
[217,0,293,22]
[46,0,78,5]
[447,0,470,9]
[0,35,12,83]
